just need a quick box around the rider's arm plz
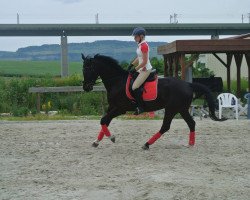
[132,57,139,66]
[135,52,147,71]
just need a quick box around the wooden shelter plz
[157,34,250,97]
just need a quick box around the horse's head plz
[82,53,99,92]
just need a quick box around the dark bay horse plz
[82,54,224,150]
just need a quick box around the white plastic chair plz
[217,93,238,120]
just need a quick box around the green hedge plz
[0,74,108,116]
[223,78,249,100]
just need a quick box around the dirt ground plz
[0,119,250,200]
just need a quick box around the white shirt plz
[136,40,153,72]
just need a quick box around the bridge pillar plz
[185,66,193,83]
[61,34,69,77]
[211,34,219,39]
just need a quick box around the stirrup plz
[134,107,144,115]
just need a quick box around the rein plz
[83,72,129,88]
[83,57,130,88]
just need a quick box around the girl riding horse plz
[82,28,225,150]
[129,27,153,115]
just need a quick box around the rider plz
[129,27,153,115]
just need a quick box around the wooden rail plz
[29,86,106,113]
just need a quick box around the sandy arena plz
[0,119,249,200]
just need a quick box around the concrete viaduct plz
[0,23,250,76]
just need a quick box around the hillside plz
[0,40,166,62]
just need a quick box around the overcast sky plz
[0,0,250,51]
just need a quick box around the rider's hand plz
[128,63,134,71]
[129,68,136,74]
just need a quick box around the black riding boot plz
[133,87,144,115]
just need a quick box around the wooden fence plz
[28,86,106,113]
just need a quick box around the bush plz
[0,74,108,116]
[11,106,29,117]
[193,62,214,78]
[223,78,248,100]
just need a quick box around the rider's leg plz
[132,70,151,115]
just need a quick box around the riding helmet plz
[132,27,146,36]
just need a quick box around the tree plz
[192,62,214,78]
[150,57,164,75]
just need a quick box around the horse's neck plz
[98,68,127,91]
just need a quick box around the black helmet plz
[132,27,146,36]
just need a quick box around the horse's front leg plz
[92,107,124,147]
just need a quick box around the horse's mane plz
[94,54,127,74]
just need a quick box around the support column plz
[169,56,173,77]
[245,53,250,92]
[234,53,243,97]
[61,34,69,77]
[163,56,169,77]
[180,54,186,80]
[226,53,233,92]
[213,53,232,92]
[185,66,193,83]
[211,34,219,40]
[174,54,179,78]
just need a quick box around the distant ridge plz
[0,40,166,62]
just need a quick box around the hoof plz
[92,141,99,148]
[110,135,115,143]
[188,143,195,147]
[142,144,149,150]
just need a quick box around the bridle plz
[82,61,99,87]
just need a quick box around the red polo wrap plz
[97,130,105,141]
[189,131,195,146]
[102,124,111,137]
[148,132,162,145]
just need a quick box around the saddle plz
[126,69,158,102]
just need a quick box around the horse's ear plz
[81,53,85,60]
[94,54,100,58]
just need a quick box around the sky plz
[0,0,250,51]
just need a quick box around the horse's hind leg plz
[142,109,176,150]
[180,109,196,146]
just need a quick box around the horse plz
[81,54,225,150]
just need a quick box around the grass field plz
[0,60,82,76]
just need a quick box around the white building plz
[205,54,248,80]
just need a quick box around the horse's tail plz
[190,82,227,121]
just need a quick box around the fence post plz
[37,93,41,113]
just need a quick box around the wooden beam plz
[180,54,186,80]
[226,53,233,92]
[163,56,169,77]
[212,53,233,91]
[245,53,250,92]
[158,39,250,55]
[174,54,179,78]
[234,53,243,97]
[213,53,227,68]
[169,56,173,77]
[29,86,106,93]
